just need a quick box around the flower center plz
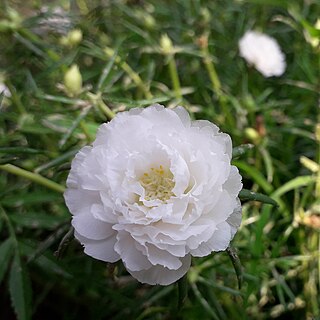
[139,165,175,202]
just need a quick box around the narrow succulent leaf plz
[232,144,254,158]
[272,176,315,199]
[10,212,68,229]
[97,47,119,91]
[177,274,188,311]
[59,106,92,148]
[34,149,79,173]
[0,156,19,164]
[27,225,69,264]
[0,237,14,284]
[233,161,273,193]
[0,147,44,154]
[239,189,278,206]
[9,252,32,320]
[226,246,243,289]
[54,226,75,259]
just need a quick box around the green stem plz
[0,164,65,193]
[200,41,234,127]
[97,99,115,119]
[105,48,153,100]
[168,55,182,100]
[6,82,26,114]
[0,205,17,243]
[87,92,115,120]
[80,120,92,143]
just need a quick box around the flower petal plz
[72,211,115,240]
[75,231,120,263]
[191,221,232,257]
[128,254,191,285]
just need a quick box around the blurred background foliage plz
[0,0,319,319]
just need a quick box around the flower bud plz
[244,127,261,145]
[300,156,319,173]
[316,123,320,142]
[68,29,83,46]
[160,34,173,55]
[64,64,82,96]
[60,29,83,47]
[144,14,156,30]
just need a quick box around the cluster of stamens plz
[139,165,175,202]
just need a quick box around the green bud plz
[144,14,156,30]
[200,7,211,25]
[160,34,173,55]
[64,64,82,96]
[68,29,83,46]
[315,124,320,142]
[300,156,319,173]
[244,127,261,145]
[8,8,22,26]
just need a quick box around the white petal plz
[223,166,243,197]
[75,231,120,263]
[144,243,182,270]
[128,254,191,285]
[172,106,191,127]
[72,211,115,240]
[66,146,92,187]
[227,198,242,238]
[191,221,232,257]
[64,188,100,216]
[114,231,152,271]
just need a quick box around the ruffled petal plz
[128,254,191,285]
[72,211,115,240]
[191,221,232,257]
[75,231,120,263]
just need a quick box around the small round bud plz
[68,29,83,46]
[244,127,261,145]
[64,64,82,97]
[160,34,173,55]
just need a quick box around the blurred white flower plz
[0,83,11,98]
[37,6,72,35]
[239,30,286,77]
[0,81,11,108]
[64,105,242,285]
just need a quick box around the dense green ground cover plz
[0,0,319,319]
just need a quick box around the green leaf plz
[9,252,32,320]
[59,106,92,148]
[0,147,44,155]
[34,149,79,173]
[36,93,85,105]
[232,144,254,159]
[226,246,243,289]
[54,226,74,259]
[272,175,315,199]
[19,242,72,279]
[0,156,19,164]
[2,192,61,207]
[10,213,68,229]
[233,160,274,194]
[239,189,278,206]
[0,237,14,284]
[177,274,188,310]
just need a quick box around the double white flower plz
[239,30,286,77]
[64,105,242,285]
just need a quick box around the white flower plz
[0,82,11,108]
[239,30,286,77]
[0,83,11,98]
[64,105,242,285]
[37,6,72,35]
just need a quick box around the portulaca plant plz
[239,30,286,77]
[64,105,243,285]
